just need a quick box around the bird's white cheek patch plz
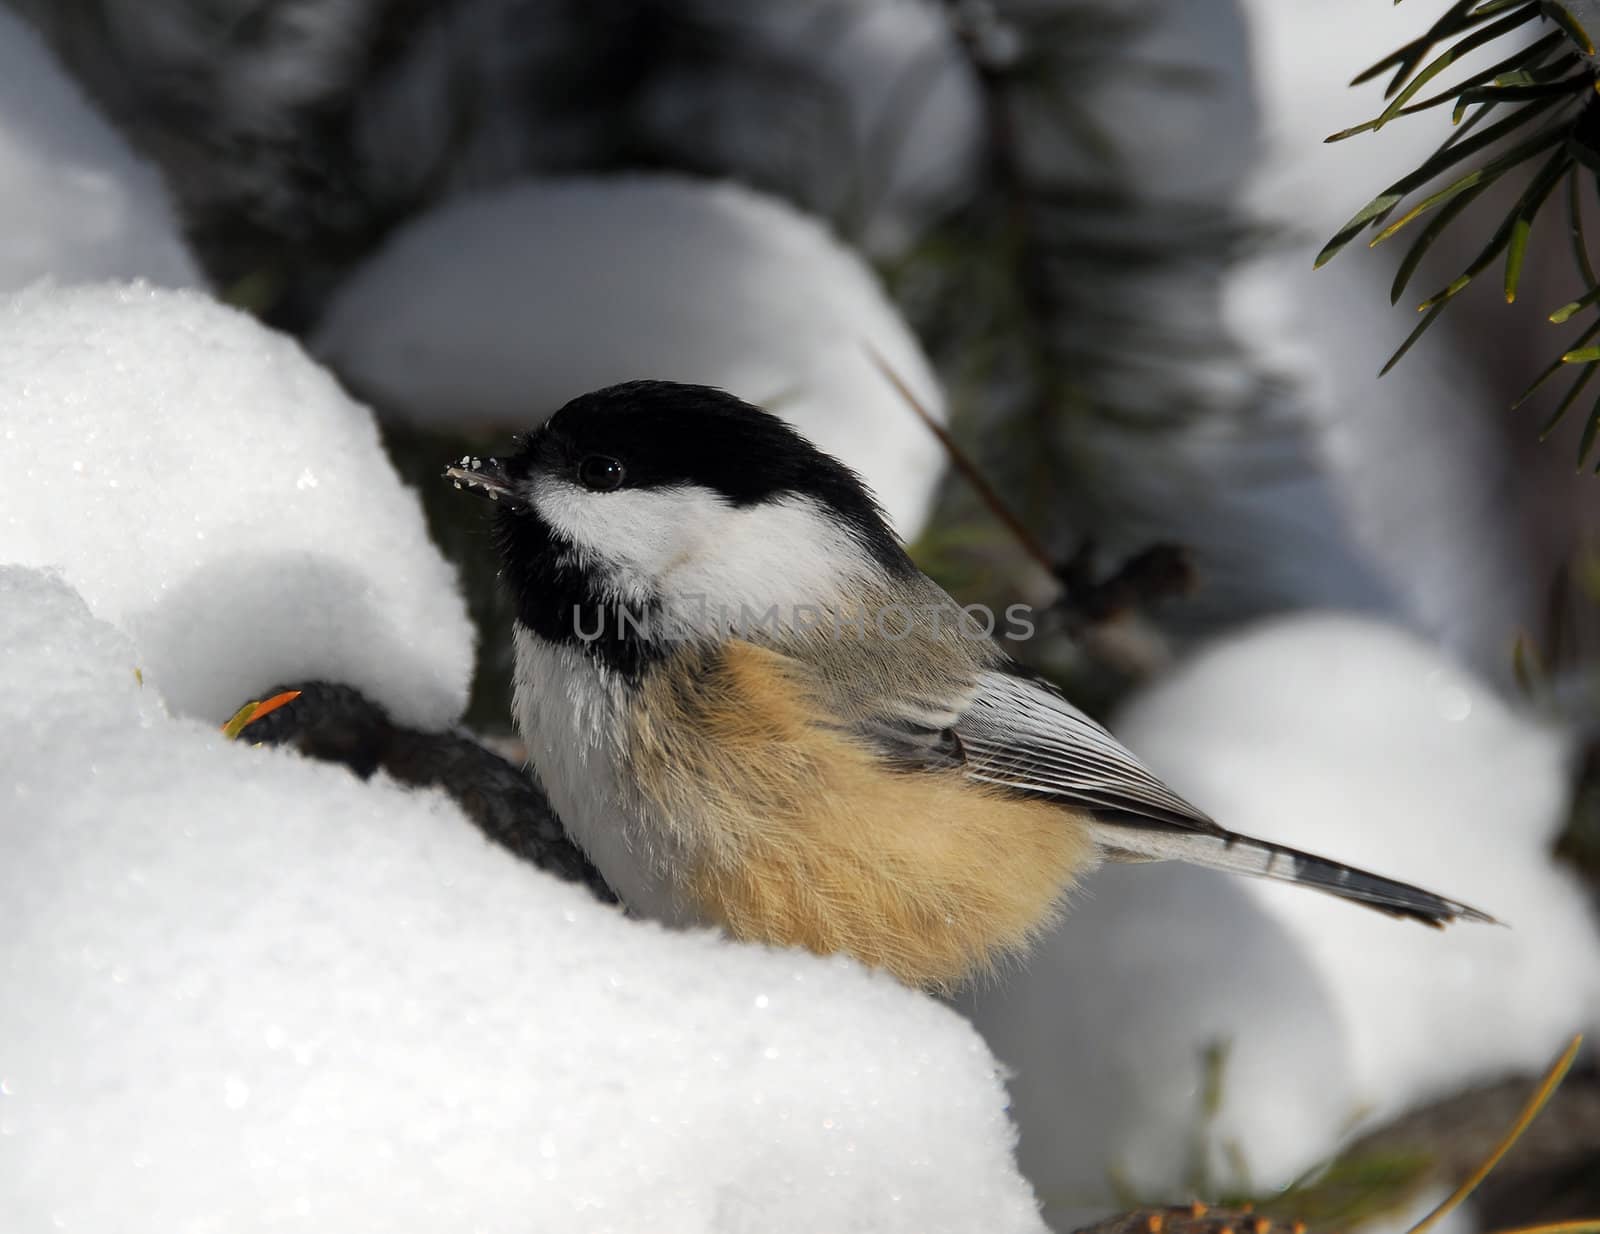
[659,496,871,625]
[532,477,719,591]
[531,479,881,636]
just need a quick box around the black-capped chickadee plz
[447,380,1492,989]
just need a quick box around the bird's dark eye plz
[577,455,626,492]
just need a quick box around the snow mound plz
[961,614,1599,1224]
[1116,614,1600,1098]
[0,283,472,728]
[313,174,948,537]
[957,862,1353,1227]
[0,8,203,291]
[0,565,1046,1234]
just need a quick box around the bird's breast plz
[510,623,685,923]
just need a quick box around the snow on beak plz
[443,454,522,508]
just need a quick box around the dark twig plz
[866,343,1196,626]
[241,679,615,902]
[864,341,1058,577]
[1053,539,1196,626]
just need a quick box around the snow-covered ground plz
[313,175,949,538]
[0,564,1045,1234]
[0,7,202,292]
[0,285,1046,1233]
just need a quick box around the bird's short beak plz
[443,455,523,509]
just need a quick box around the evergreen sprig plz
[1319,1,1600,468]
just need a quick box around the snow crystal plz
[964,614,1600,1225]
[0,566,1045,1234]
[313,174,948,537]
[0,283,473,728]
[0,8,203,291]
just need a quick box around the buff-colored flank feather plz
[630,640,1095,989]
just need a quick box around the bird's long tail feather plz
[1087,820,1497,927]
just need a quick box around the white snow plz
[960,614,1600,1225]
[313,174,949,538]
[956,861,1356,1226]
[1118,615,1600,1097]
[0,282,473,728]
[1239,0,1452,232]
[0,8,203,292]
[0,565,1045,1234]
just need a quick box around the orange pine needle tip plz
[1146,1216,1165,1234]
[220,690,302,740]
[244,690,302,726]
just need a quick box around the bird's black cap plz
[524,381,910,567]
[454,380,916,576]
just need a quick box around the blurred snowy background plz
[2,2,1599,1232]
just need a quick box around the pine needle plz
[1482,1222,1600,1234]
[1319,8,1600,398]
[863,341,1059,578]
[1403,1034,1585,1234]
[221,690,303,740]
[1511,629,1545,695]
[1538,361,1597,438]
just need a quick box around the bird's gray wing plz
[955,665,1214,830]
[941,663,1494,927]
[833,653,1203,821]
